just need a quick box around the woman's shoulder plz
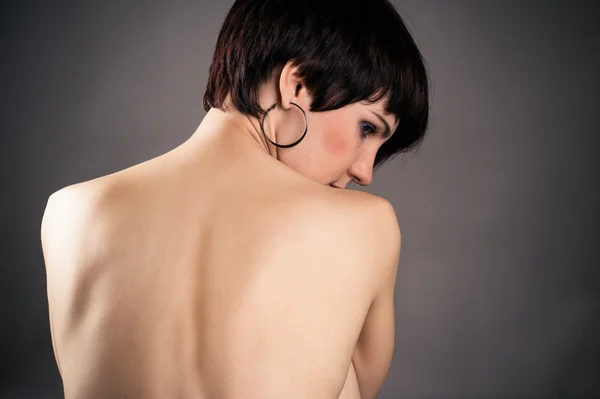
[281,183,399,251]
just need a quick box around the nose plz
[347,154,375,187]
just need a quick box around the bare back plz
[41,145,393,399]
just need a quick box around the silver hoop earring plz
[260,101,308,148]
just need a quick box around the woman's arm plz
[352,201,401,399]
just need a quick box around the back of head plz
[203,0,431,169]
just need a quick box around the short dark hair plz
[203,0,431,169]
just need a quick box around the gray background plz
[2,0,599,398]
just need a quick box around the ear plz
[278,60,310,111]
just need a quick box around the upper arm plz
[41,186,96,377]
[352,199,401,399]
[41,191,67,376]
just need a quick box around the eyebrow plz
[369,110,392,139]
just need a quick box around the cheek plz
[322,127,351,157]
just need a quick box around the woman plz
[40,0,429,398]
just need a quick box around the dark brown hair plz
[203,0,431,169]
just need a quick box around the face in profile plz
[259,61,399,189]
[268,94,398,189]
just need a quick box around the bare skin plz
[41,62,401,399]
